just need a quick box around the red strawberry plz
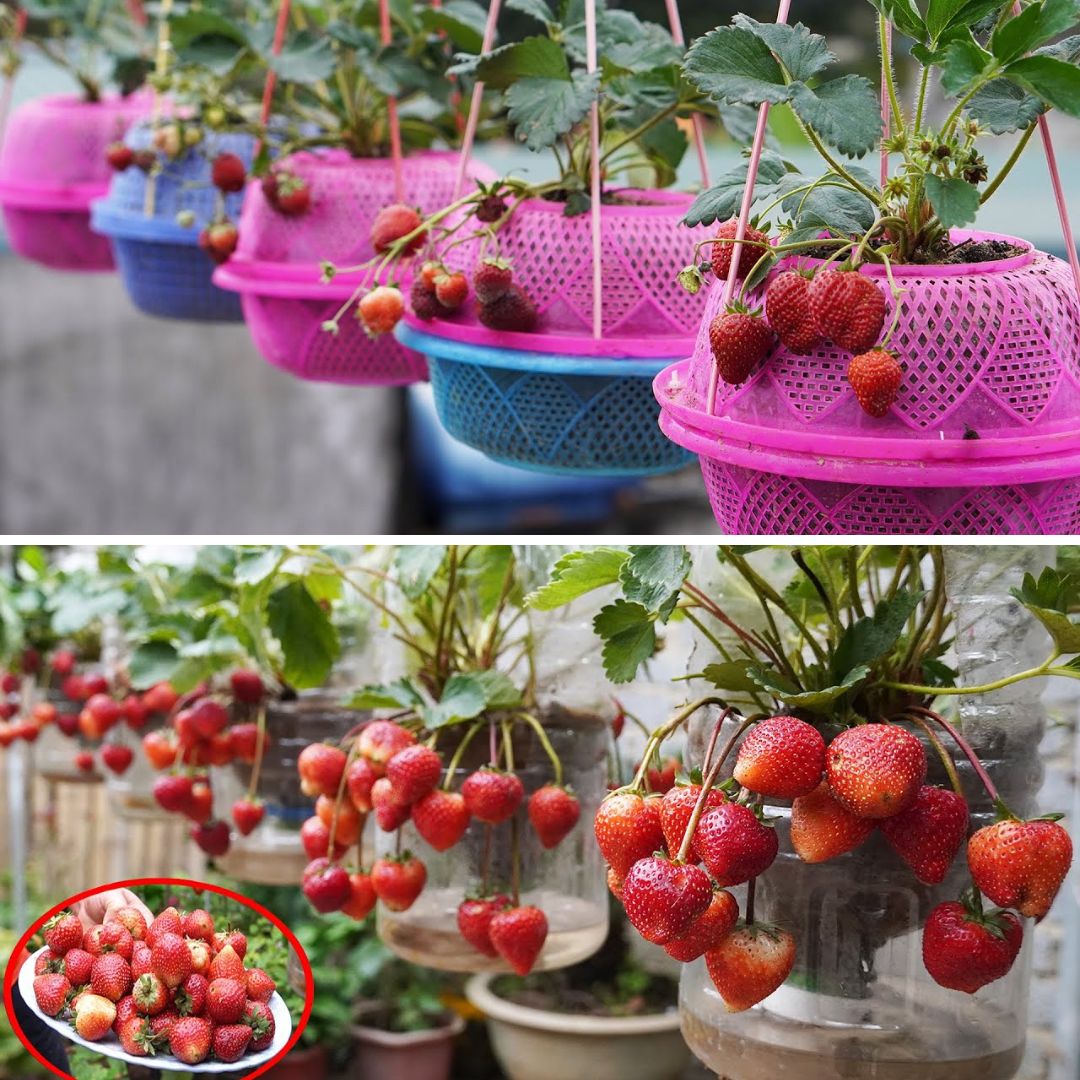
[142,682,179,715]
[659,783,726,860]
[106,142,134,171]
[170,1015,212,1064]
[83,925,107,956]
[213,1023,253,1062]
[489,906,549,976]
[607,868,624,899]
[120,696,148,731]
[302,860,351,913]
[734,716,826,800]
[228,722,264,763]
[386,745,443,805]
[112,906,148,941]
[84,693,122,734]
[130,943,152,979]
[790,781,874,862]
[371,203,425,254]
[208,943,245,982]
[74,750,95,773]
[226,930,246,959]
[246,968,276,1004]
[206,977,247,1024]
[63,947,94,986]
[315,793,364,845]
[347,756,380,812]
[33,973,71,1016]
[848,349,903,418]
[150,932,192,989]
[478,284,538,332]
[473,259,513,304]
[44,912,83,955]
[692,804,779,886]
[300,815,349,859]
[475,192,508,223]
[114,995,139,1027]
[371,854,427,912]
[132,972,168,1015]
[359,720,416,768]
[56,712,80,737]
[229,668,265,703]
[198,221,239,265]
[645,757,679,795]
[705,924,796,1012]
[243,1000,275,1051]
[211,152,246,193]
[100,922,134,958]
[174,972,208,1016]
[148,1008,180,1041]
[923,897,1023,993]
[764,270,822,354]
[409,279,443,321]
[412,789,471,851]
[371,777,412,831]
[297,743,347,798]
[146,907,182,947]
[90,953,132,1002]
[709,308,774,385]
[809,270,887,353]
[461,767,524,824]
[117,1016,159,1057]
[622,855,713,945]
[341,872,378,921]
[101,743,134,775]
[435,271,468,310]
[181,909,214,943]
[271,172,311,217]
[528,785,580,849]
[152,774,193,814]
[967,817,1073,919]
[664,888,740,963]
[710,220,769,281]
[35,948,63,975]
[142,730,176,770]
[418,261,443,289]
[191,819,231,856]
[183,779,212,821]
[457,894,511,957]
[826,724,926,820]
[187,938,211,977]
[358,286,406,336]
[594,792,665,878]
[232,798,265,836]
[190,699,229,739]
[879,785,968,885]
[74,994,117,1040]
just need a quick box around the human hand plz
[70,888,153,930]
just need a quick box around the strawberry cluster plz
[598,713,1073,1011]
[703,218,902,418]
[297,718,580,976]
[139,670,271,856]
[31,904,276,1065]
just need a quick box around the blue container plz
[91,125,254,322]
[397,322,694,477]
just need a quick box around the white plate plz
[18,948,293,1072]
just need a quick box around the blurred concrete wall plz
[0,254,399,533]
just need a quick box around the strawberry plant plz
[532,545,1076,1020]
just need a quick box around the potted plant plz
[0,0,151,270]
[292,545,611,978]
[535,544,1077,1078]
[209,0,496,386]
[656,4,1080,534]
[465,900,689,1080]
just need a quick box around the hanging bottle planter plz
[90,123,254,322]
[653,8,1080,534]
[0,92,149,271]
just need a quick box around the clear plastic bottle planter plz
[655,230,1080,534]
[90,124,254,321]
[678,547,1049,1080]
[212,149,493,386]
[0,93,149,271]
[215,691,359,885]
[397,191,710,476]
[376,706,610,973]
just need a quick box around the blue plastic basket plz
[91,125,254,322]
[398,322,694,477]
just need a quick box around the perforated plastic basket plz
[657,230,1080,534]
[213,149,493,386]
[0,93,149,271]
[90,124,253,321]
[400,321,692,476]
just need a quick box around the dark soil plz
[801,236,1023,265]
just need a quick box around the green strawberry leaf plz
[748,663,870,710]
[344,678,425,711]
[393,546,447,600]
[594,600,657,683]
[526,548,629,609]
[620,546,691,619]
[700,660,761,693]
[266,580,339,689]
[923,174,981,230]
[832,590,924,679]
[1012,568,1080,651]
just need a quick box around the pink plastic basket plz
[213,149,494,386]
[0,93,149,271]
[657,230,1080,534]
[419,191,712,358]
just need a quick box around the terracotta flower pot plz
[350,1011,464,1080]
[264,1044,329,1080]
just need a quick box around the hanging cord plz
[143,0,173,217]
[379,0,405,202]
[585,0,603,339]
[254,0,292,161]
[0,8,27,152]
[452,0,502,199]
[706,0,792,415]
[663,0,710,188]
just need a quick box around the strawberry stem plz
[443,718,484,791]
[745,876,757,927]
[627,697,732,793]
[327,738,360,860]
[903,712,963,797]
[245,703,267,801]
[516,711,563,787]
[907,706,1005,810]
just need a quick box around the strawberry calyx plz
[958,886,1014,940]
[724,300,764,319]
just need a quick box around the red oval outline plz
[3,877,314,1080]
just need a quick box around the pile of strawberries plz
[705,219,902,418]
[597,714,1073,1012]
[0,648,86,749]
[296,718,579,975]
[140,669,271,856]
[30,903,277,1065]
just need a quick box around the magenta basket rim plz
[658,404,1080,488]
[0,179,107,211]
[271,146,464,172]
[9,90,146,113]
[505,187,695,217]
[212,255,400,300]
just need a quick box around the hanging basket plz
[402,191,708,475]
[212,149,493,386]
[656,230,1080,534]
[90,123,253,321]
[0,93,149,271]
